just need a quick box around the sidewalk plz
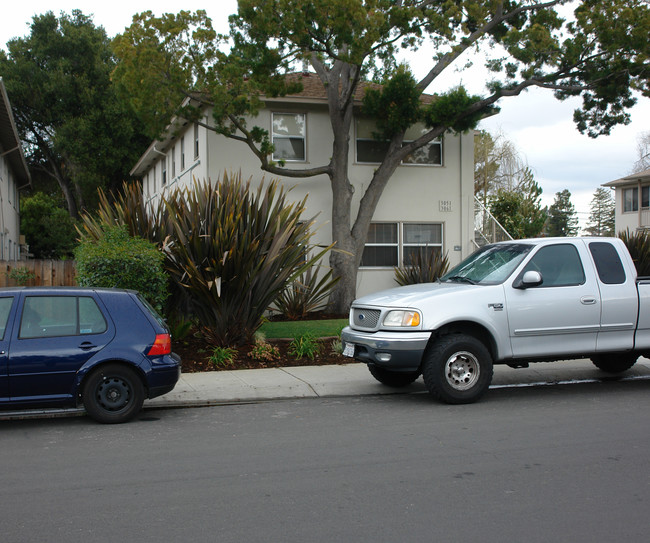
[3,359,649,421]
[146,357,650,409]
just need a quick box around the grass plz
[259,318,348,339]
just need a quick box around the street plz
[2,378,650,542]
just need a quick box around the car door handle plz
[78,341,97,351]
[580,296,597,305]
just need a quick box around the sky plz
[1,1,648,228]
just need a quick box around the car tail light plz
[148,333,171,356]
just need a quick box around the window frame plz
[271,112,307,162]
[623,186,650,213]
[355,119,443,166]
[360,222,444,269]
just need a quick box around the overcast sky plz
[2,1,648,227]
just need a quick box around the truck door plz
[505,242,600,358]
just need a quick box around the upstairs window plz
[623,186,649,212]
[180,136,186,170]
[356,120,442,165]
[272,113,306,161]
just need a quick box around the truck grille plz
[351,308,381,329]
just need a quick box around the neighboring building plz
[131,73,475,297]
[0,78,30,261]
[603,168,650,234]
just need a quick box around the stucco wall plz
[141,104,475,297]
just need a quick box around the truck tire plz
[368,365,420,387]
[422,334,493,404]
[591,354,638,374]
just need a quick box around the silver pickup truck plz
[342,237,650,404]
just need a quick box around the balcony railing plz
[474,196,513,248]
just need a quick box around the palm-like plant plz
[80,173,333,345]
[619,228,650,277]
[394,248,449,286]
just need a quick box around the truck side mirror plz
[513,270,543,289]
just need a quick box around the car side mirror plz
[513,270,543,289]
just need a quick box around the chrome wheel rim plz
[444,351,480,391]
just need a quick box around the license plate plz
[343,342,355,358]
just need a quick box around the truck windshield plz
[441,243,533,285]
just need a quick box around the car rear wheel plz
[422,334,493,404]
[83,364,145,424]
[591,354,638,374]
[368,365,420,387]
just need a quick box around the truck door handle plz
[580,296,597,305]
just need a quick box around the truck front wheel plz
[368,365,420,387]
[422,334,493,404]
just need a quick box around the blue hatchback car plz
[0,287,181,423]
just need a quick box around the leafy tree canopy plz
[112,0,650,311]
[20,192,78,259]
[546,188,580,237]
[0,10,150,217]
[488,173,547,239]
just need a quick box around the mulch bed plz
[173,330,349,373]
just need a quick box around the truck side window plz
[521,244,585,287]
[589,242,626,284]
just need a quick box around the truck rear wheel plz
[368,365,420,387]
[422,334,493,404]
[591,354,638,374]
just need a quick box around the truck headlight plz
[383,310,420,327]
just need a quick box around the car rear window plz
[136,293,167,329]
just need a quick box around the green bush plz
[80,174,334,345]
[619,228,650,276]
[394,249,449,285]
[75,225,168,311]
[20,192,78,258]
[288,333,321,360]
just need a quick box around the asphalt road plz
[2,379,650,542]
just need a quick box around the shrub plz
[394,249,450,286]
[288,333,321,360]
[248,333,281,362]
[21,192,78,258]
[80,174,334,345]
[7,267,36,286]
[75,225,168,311]
[208,346,237,368]
[619,228,650,276]
[274,262,339,320]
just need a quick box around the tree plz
[488,174,547,239]
[584,187,615,236]
[112,1,650,312]
[546,189,579,237]
[0,11,150,218]
[632,131,650,173]
[20,192,78,258]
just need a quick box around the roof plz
[0,78,31,187]
[130,72,436,177]
[603,167,650,188]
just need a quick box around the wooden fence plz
[0,260,77,287]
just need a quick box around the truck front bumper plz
[341,326,431,372]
